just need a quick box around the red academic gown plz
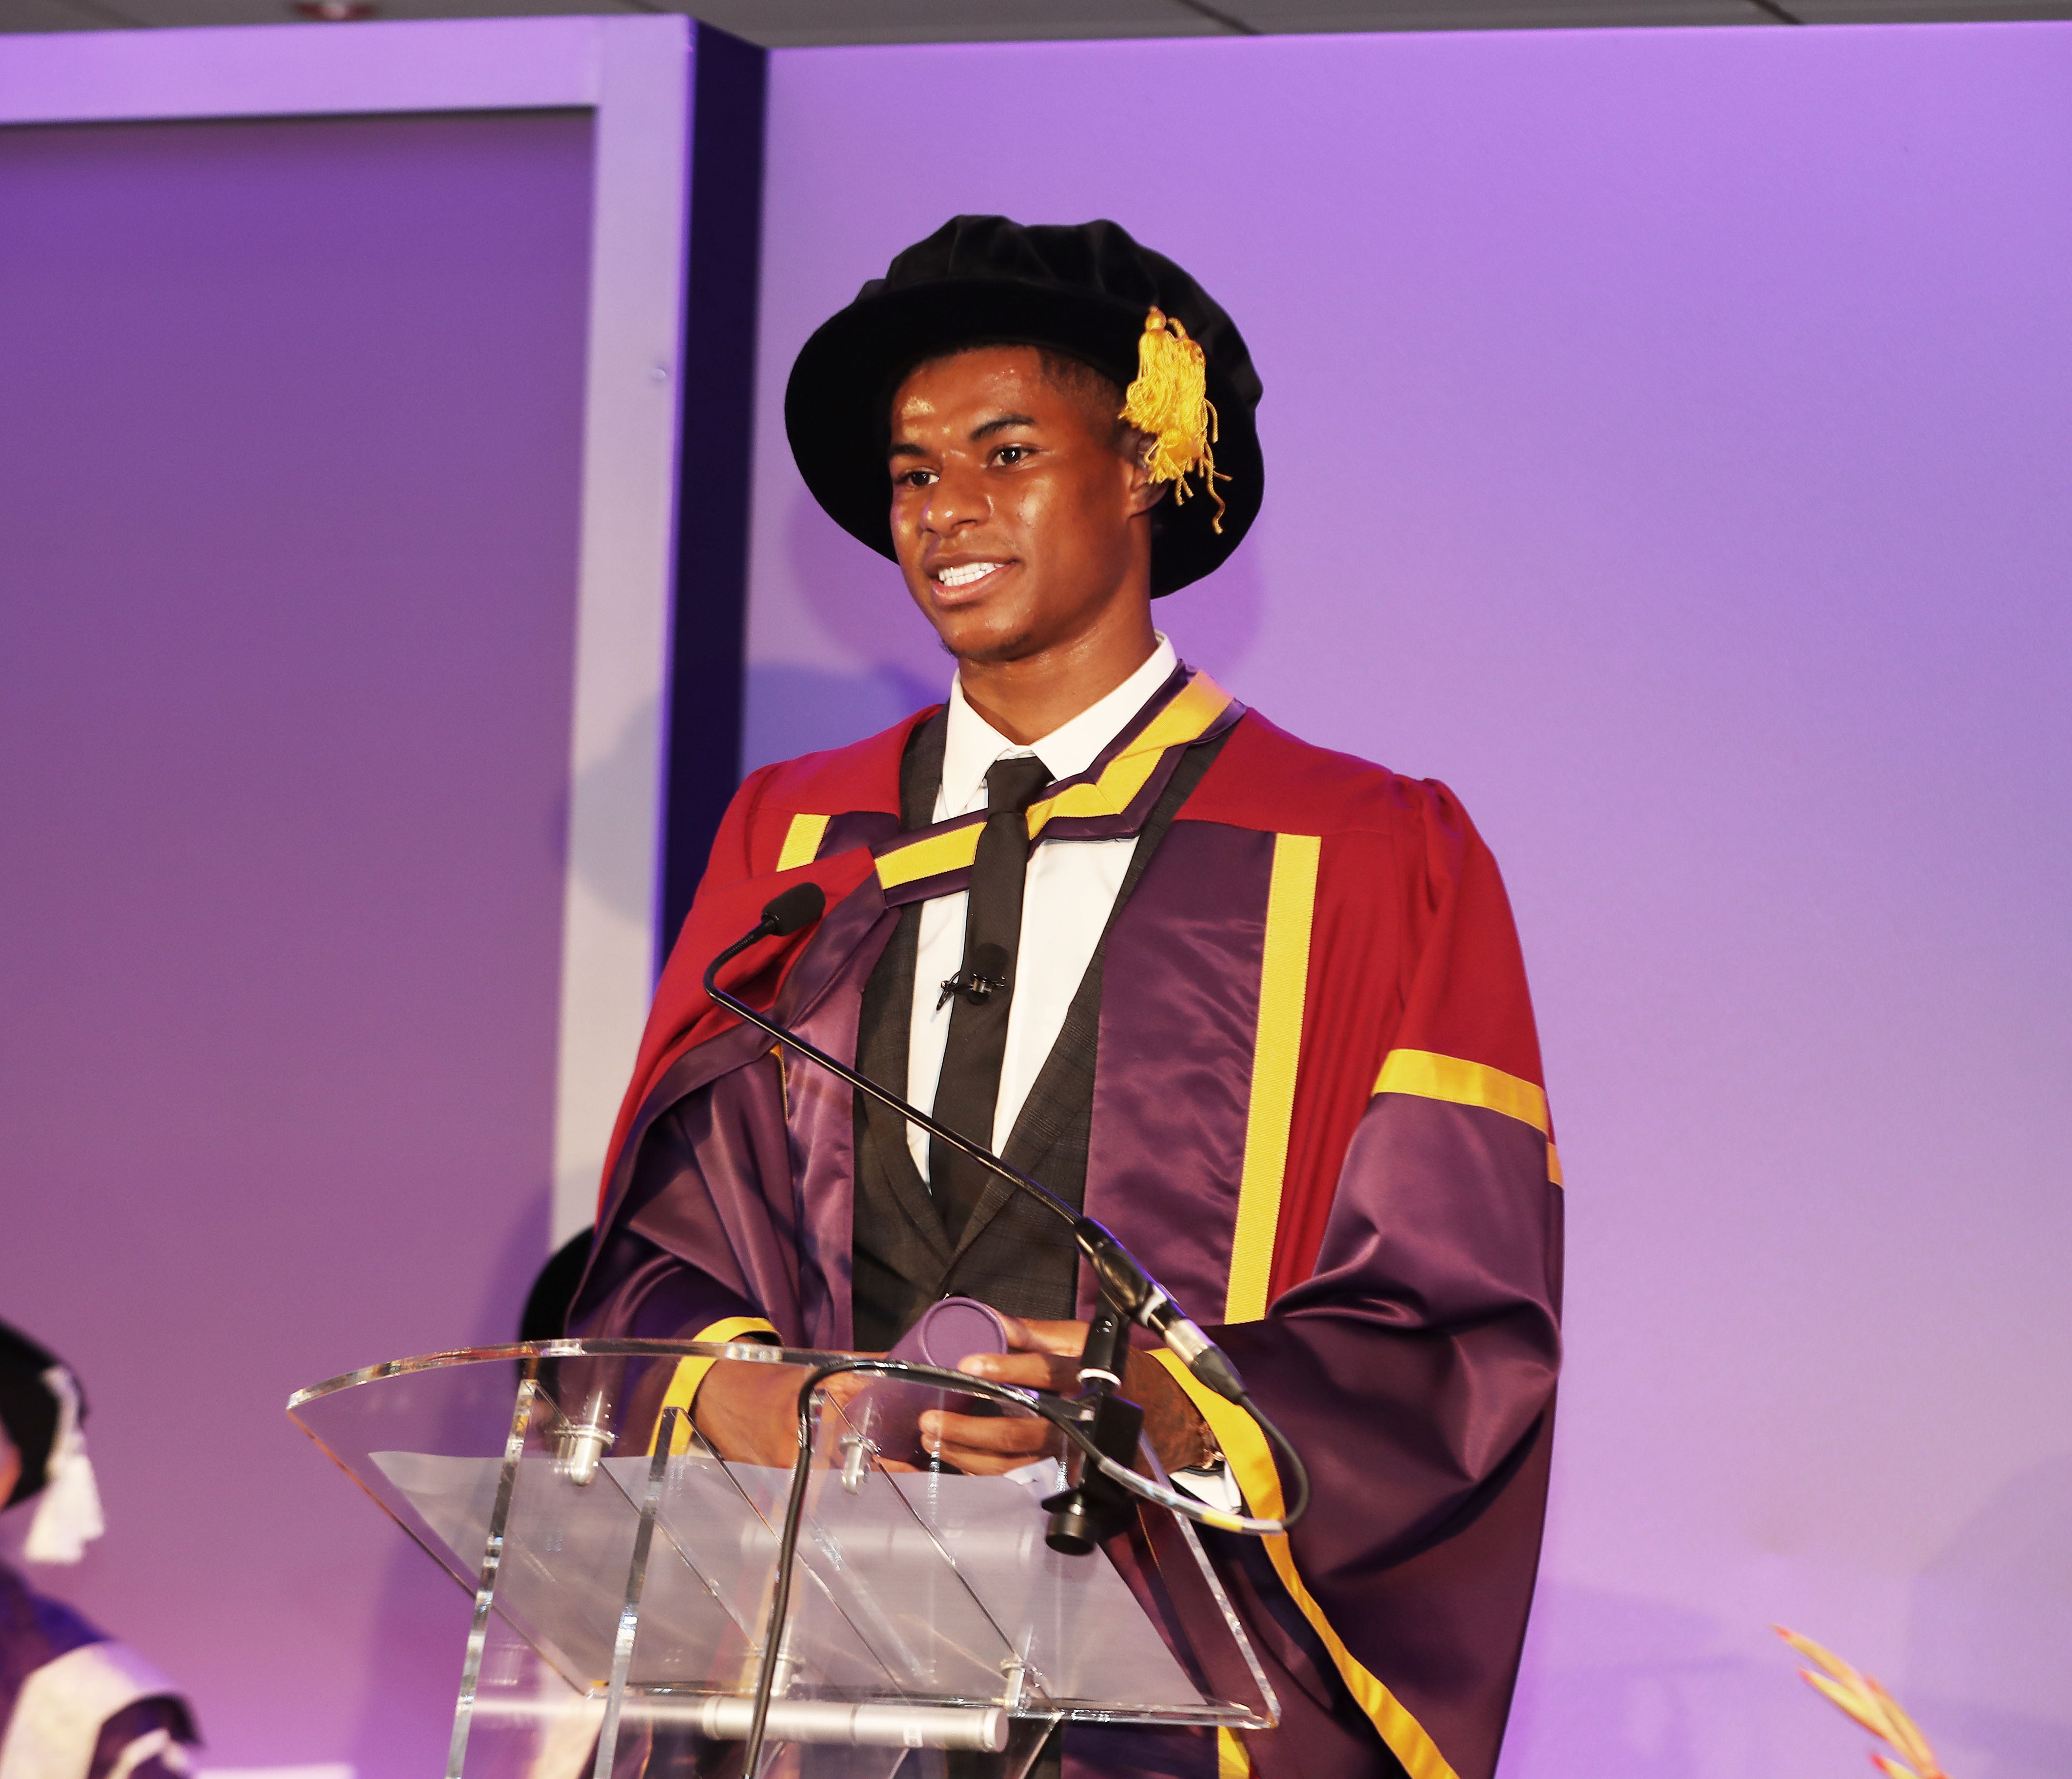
[573,668,1563,1779]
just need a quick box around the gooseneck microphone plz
[702,884,1252,1408]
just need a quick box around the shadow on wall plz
[1499,1582,1789,1779]
[1502,1548,2072,1779]
[342,1186,553,1777]
[745,487,1269,773]
[1906,1453,2072,1779]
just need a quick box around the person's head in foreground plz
[0,1317,100,1565]
[0,1319,199,1779]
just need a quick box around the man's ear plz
[1122,429,1168,518]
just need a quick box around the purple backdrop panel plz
[746,26,2072,1779]
[0,112,591,1772]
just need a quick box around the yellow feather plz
[1773,1626,1952,1779]
[1775,1625,1862,1687]
[1805,1671,1898,1741]
[1869,1680,1942,1773]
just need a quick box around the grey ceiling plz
[3,0,2063,47]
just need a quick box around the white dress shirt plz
[904,635,1180,1178]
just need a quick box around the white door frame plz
[0,17,692,1247]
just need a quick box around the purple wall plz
[746,26,2072,1779]
[0,111,593,1772]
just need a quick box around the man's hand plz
[926,1316,1216,1477]
[689,1317,1218,1479]
[691,1357,884,1469]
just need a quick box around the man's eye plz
[995,445,1030,466]
[896,468,937,488]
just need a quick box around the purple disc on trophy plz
[892,1296,1009,1369]
[857,1296,1009,1466]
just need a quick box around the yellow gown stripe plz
[775,812,830,872]
[874,820,984,891]
[1224,832,1321,1324]
[1152,1353,1464,1779]
[872,672,1234,892]
[1027,671,1231,835]
[1216,1726,1251,1776]
[1373,1048,1562,1185]
[1374,1048,1547,1131]
[649,1316,781,1455]
[1024,744,1167,836]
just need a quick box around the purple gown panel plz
[1082,821,1276,1321]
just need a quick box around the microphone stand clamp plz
[1041,1297,1143,1556]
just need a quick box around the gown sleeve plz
[1160,780,1563,1779]
[568,1061,795,1347]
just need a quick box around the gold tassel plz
[1120,307,1227,534]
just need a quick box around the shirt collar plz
[937,633,1181,818]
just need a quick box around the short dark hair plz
[0,1320,64,1509]
[1030,345,1124,410]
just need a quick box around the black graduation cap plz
[785,215,1264,597]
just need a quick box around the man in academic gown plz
[571,217,1563,1779]
[0,1320,198,1779]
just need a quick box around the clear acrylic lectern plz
[288,1339,1275,1779]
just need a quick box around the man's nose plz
[923,462,990,534]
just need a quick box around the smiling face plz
[887,345,1160,670]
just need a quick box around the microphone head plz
[761,882,827,937]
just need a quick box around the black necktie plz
[929,754,1052,1243]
